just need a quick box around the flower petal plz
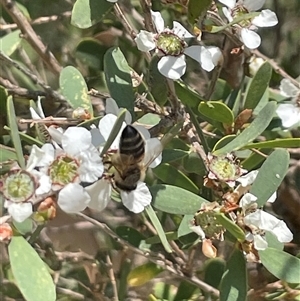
[7,202,33,223]
[35,174,52,195]
[58,183,90,213]
[151,10,165,33]
[222,7,233,22]
[26,145,48,171]
[86,178,112,211]
[121,182,151,213]
[253,234,268,250]
[172,21,194,39]
[78,148,104,182]
[99,113,127,149]
[105,98,132,124]
[279,79,299,98]
[240,28,261,49]
[144,138,163,168]
[240,193,258,209]
[62,127,91,155]
[190,225,205,240]
[276,103,300,128]
[135,30,156,52]
[206,46,223,66]
[184,45,214,72]
[237,170,259,186]
[218,0,236,9]
[243,0,265,11]
[157,55,186,80]
[252,10,278,27]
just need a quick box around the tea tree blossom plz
[219,0,278,49]
[276,78,300,128]
[239,193,293,250]
[135,10,220,80]
[2,145,52,222]
[89,113,162,213]
[38,127,104,213]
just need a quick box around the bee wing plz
[144,138,163,168]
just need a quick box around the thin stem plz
[186,106,210,154]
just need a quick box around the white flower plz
[276,78,300,128]
[135,10,220,80]
[37,127,104,214]
[240,193,293,250]
[3,145,52,222]
[219,0,278,49]
[89,113,162,213]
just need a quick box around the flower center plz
[232,5,252,27]
[194,210,225,240]
[208,156,239,181]
[3,170,36,203]
[49,155,79,187]
[156,32,185,56]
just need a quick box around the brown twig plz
[0,11,72,30]
[76,212,220,298]
[106,254,119,301]
[0,51,66,102]
[252,49,300,89]
[0,0,62,75]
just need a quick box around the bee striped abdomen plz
[119,125,145,161]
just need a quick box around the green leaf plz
[161,149,188,164]
[0,30,21,56]
[215,213,245,241]
[175,81,204,108]
[127,262,163,287]
[59,66,93,116]
[8,236,56,301]
[178,215,194,237]
[115,226,145,248]
[7,96,25,169]
[210,79,232,101]
[182,152,207,176]
[198,101,234,124]
[104,47,135,116]
[75,38,108,71]
[188,0,212,23]
[13,219,33,235]
[220,249,247,301]
[151,184,208,214]
[242,138,300,149]
[250,149,289,207]
[148,56,168,106]
[241,148,272,170]
[265,232,284,250]
[153,163,199,194]
[100,109,126,156]
[213,101,277,155]
[145,205,172,253]
[0,144,17,162]
[204,258,226,289]
[259,248,300,283]
[213,135,236,151]
[174,281,197,301]
[244,62,272,110]
[71,0,113,28]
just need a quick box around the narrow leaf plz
[188,0,212,23]
[250,149,289,207]
[215,213,245,241]
[151,184,208,214]
[7,96,25,169]
[145,205,172,253]
[259,248,300,283]
[153,163,199,194]
[104,47,135,116]
[59,66,93,116]
[127,262,163,286]
[213,101,277,155]
[220,249,247,301]
[0,30,21,56]
[8,236,56,301]
[198,101,234,124]
[244,62,272,110]
[242,138,300,149]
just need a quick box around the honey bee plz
[109,125,162,191]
